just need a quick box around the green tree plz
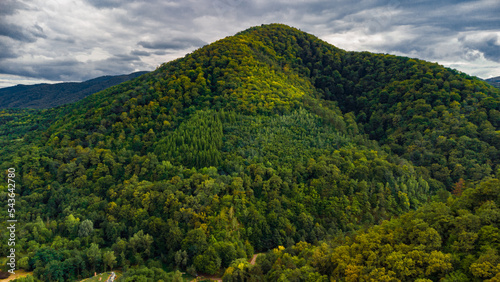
[103,250,117,272]
[78,219,93,237]
[194,246,221,275]
[129,230,154,261]
[87,243,102,273]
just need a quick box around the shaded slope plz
[487,76,500,89]
[0,71,148,109]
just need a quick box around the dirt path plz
[3,270,32,281]
[249,254,260,265]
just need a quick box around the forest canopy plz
[0,24,499,281]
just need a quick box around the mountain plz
[486,76,500,89]
[0,71,148,109]
[0,24,499,281]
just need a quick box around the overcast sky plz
[0,0,499,88]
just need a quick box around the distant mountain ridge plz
[0,71,149,109]
[486,76,500,89]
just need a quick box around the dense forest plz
[0,24,499,281]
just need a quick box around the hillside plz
[487,76,500,89]
[0,71,148,109]
[0,24,499,281]
[228,178,500,281]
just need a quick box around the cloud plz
[0,58,80,81]
[0,52,147,81]
[0,21,46,42]
[460,33,500,62]
[85,0,133,9]
[153,50,168,55]
[131,50,151,56]
[0,0,30,16]
[138,37,206,50]
[0,41,18,59]
[0,1,45,43]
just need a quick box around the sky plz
[0,0,499,88]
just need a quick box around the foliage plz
[237,179,500,281]
[0,24,498,281]
[119,265,183,281]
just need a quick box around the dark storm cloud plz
[53,36,76,44]
[0,0,30,16]
[0,41,18,59]
[131,50,151,56]
[0,59,81,81]
[322,0,493,37]
[478,36,500,62]
[138,38,207,50]
[460,34,500,62]
[113,53,140,61]
[0,0,43,43]
[89,55,147,78]
[0,22,33,42]
[0,52,147,81]
[314,0,499,76]
[130,49,167,56]
[0,0,45,44]
[85,0,133,9]
[0,21,46,42]
[392,0,499,34]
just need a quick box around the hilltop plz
[0,24,499,281]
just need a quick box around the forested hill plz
[487,76,500,89]
[0,24,499,281]
[0,71,148,109]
